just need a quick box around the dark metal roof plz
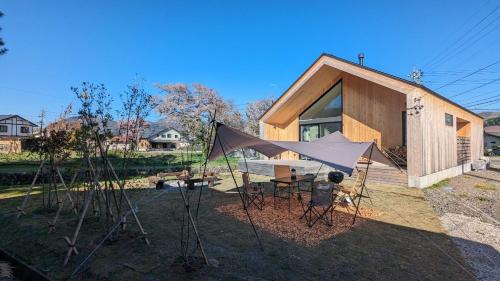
[0,114,38,126]
[259,53,484,121]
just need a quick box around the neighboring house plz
[0,114,38,153]
[484,126,500,151]
[146,128,187,150]
[259,53,484,188]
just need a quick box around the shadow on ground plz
[0,183,493,280]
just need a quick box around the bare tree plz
[244,98,273,136]
[118,80,156,151]
[0,11,7,55]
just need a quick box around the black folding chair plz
[242,172,265,210]
[302,182,337,227]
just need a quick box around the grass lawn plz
[0,173,475,280]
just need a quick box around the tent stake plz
[352,142,374,225]
[217,127,263,251]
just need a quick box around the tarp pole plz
[195,110,217,220]
[352,142,374,225]
[242,148,249,173]
[217,126,263,251]
[314,163,324,178]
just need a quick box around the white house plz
[0,115,38,153]
[146,128,188,150]
[484,126,500,152]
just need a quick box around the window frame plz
[20,126,29,134]
[0,125,7,133]
[445,113,454,127]
[299,79,343,142]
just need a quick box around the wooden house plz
[259,54,483,188]
[0,115,38,153]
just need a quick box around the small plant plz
[474,182,497,191]
[475,196,492,202]
[427,179,450,189]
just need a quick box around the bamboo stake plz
[63,184,96,266]
[104,157,149,245]
[17,160,45,218]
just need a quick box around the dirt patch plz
[0,177,473,280]
[216,196,380,246]
[423,169,500,281]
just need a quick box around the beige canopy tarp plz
[208,123,392,175]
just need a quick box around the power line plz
[449,77,500,98]
[463,94,500,106]
[457,89,499,103]
[466,97,500,107]
[434,60,500,89]
[432,60,500,90]
[428,13,500,71]
[468,108,500,110]
[423,3,499,69]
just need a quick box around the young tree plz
[0,11,7,55]
[156,83,243,144]
[244,98,274,136]
[117,80,156,152]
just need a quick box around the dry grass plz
[0,174,475,280]
[474,182,497,191]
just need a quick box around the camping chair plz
[242,172,264,210]
[272,165,292,210]
[338,170,367,211]
[203,171,221,188]
[302,182,337,227]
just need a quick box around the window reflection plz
[299,81,342,142]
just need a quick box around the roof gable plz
[0,114,38,126]
[260,53,483,122]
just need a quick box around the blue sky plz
[1,0,499,122]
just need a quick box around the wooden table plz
[270,175,315,212]
[183,178,203,190]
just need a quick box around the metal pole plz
[352,143,374,225]
[217,123,263,250]
[177,182,209,265]
[195,110,217,220]
[242,148,249,173]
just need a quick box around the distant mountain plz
[479,112,500,127]
[479,111,500,120]
[47,117,178,136]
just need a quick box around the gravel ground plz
[423,168,500,281]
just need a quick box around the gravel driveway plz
[423,168,500,281]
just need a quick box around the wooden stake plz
[17,160,45,218]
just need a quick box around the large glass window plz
[299,81,342,142]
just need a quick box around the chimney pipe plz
[358,53,365,66]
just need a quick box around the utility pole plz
[39,109,46,137]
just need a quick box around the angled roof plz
[144,128,180,140]
[485,126,500,137]
[260,53,483,121]
[0,114,38,126]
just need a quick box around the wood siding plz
[260,56,484,181]
[262,119,300,159]
[262,71,407,152]
[342,73,406,148]
[406,88,483,177]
